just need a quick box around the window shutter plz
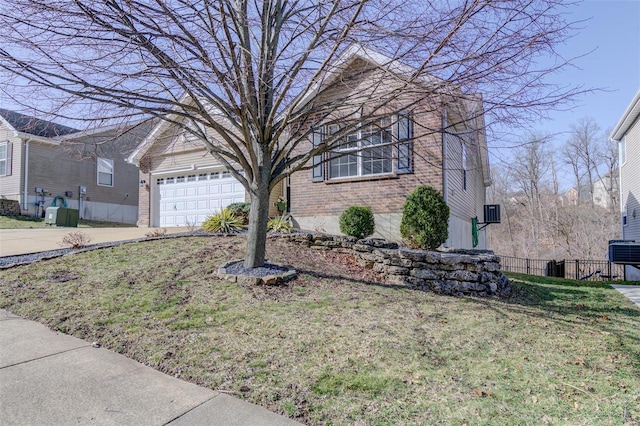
[5,142,12,176]
[396,113,412,174]
[311,128,324,182]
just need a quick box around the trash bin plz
[44,207,79,227]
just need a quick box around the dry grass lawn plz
[1,235,638,425]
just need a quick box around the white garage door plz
[156,171,245,227]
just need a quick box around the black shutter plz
[396,112,412,174]
[311,129,324,182]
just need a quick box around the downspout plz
[22,139,30,215]
[442,109,449,248]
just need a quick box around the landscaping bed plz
[0,236,638,425]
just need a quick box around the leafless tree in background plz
[0,0,583,267]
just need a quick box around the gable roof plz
[0,108,78,138]
[610,89,640,142]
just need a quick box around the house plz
[559,187,579,207]
[610,89,640,280]
[592,172,619,210]
[0,108,147,224]
[288,46,492,249]
[128,46,492,249]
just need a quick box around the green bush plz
[267,213,293,233]
[202,208,243,233]
[227,202,251,224]
[339,206,375,239]
[400,186,449,250]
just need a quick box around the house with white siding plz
[610,89,640,281]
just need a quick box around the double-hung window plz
[329,118,393,179]
[97,157,114,186]
[0,141,11,176]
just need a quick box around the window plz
[97,157,113,186]
[312,113,412,182]
[187,175,196,182]
[0,142,9,176]
[222,171,231,178]
[210,172,220,179]
[620,137,626,165]
[176,176,185,183]
[329,118,393,179]
[198,173,208,181]
[157,178,165,185]
[166,177,175,184]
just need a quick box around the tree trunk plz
[244,160,272,268]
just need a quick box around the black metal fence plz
[499,255,626,282]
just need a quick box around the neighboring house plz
[610,89,640,281]
[0,108,147,224]
[289,46,492,249]
[559,187,579,207]
[128,46,492,249]
[592,172,619,210]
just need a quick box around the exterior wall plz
[443,130,488,249]
[0,123,23,202]
[23,139,139,221]
[620,122,640,280]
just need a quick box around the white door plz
[155,171,245,227]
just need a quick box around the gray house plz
[610,90,640,281]
[0,109,148,224]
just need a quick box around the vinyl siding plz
[621,119,640,241]
[0,123,23,199]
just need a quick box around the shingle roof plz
[0,108,78,138]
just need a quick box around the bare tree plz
[0,0,583,267]
[562,117,602,205]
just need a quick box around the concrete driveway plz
[0,227,187,257]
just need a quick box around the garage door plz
[156,171,245,227]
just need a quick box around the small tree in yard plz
[340,206,375,239]
[400,186,449,250]
[0,0,584,268]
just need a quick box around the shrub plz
[339,206,375,239]
[267,213,293,233]
[400,186,449,250]
[145,228,167,238]
[227,202,251,224]
[202,209,243,233]
[59,231,92,249]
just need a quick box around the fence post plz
[575,260,580,280]
[526,258,530,275]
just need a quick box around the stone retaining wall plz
[275,232,510,297]
[0,199,21,216]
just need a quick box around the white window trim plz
[97,157,114,187]
[328,119,394,180]
[0,141,8,176]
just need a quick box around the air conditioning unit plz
[484,204,501,224]
[608,240,640,265]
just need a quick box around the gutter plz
[442,109,449,248]
[22,139,30,213]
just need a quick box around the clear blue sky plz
[540,0,640,137]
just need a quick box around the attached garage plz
[153,170,245,227]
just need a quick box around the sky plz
[539,0,640,137]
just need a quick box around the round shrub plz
[339,206,375,239]
[400,186,449,250]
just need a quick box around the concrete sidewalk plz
[0,227,187,257]
[0,310,301,426]
[611,285,640,308]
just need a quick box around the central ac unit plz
[608,240,640,265]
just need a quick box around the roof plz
[610,89,640,141]
[0,108,78,138]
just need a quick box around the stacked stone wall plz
[275,232,510,297]
[0,199,21,216]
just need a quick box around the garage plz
[154,170,245,227]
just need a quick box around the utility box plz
[484,204,501,224]
[44,207,79,227]
[609,240,640,265]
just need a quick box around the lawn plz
[0,215,135,229]
[0,235,638,425]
